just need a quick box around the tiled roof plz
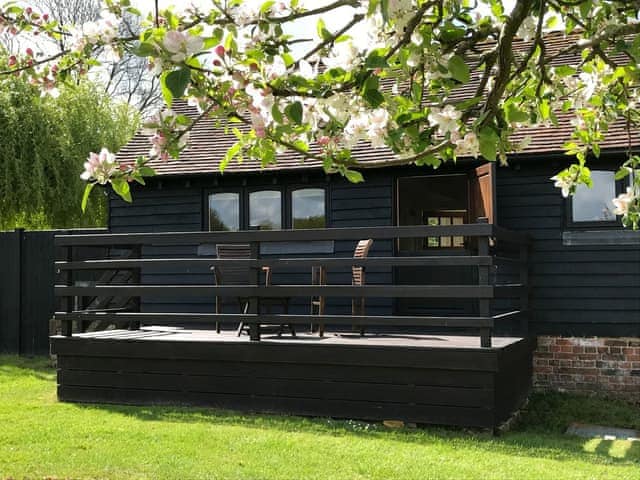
[116,32,640,177]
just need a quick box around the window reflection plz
[249,190,281,230]
[572,171,616,222]
[292,188,326,229]
[208,192,240,231]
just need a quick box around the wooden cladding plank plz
[51,337,501,371]
[57,385,495,427]
[0,231,21,353]
[57,356,495,388]
[59,370,494,408]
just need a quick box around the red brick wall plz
[534,336,640,402]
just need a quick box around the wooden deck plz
[51,328,535,429]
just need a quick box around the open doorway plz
[395,164,496,316]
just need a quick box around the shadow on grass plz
[71,394,640,466]
[4,356,639,466]
[0,354,55,381]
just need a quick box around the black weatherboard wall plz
[497,159,640,337]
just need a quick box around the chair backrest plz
[352,239,373,286]
[215,244,252,285]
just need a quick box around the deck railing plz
[53,220,530,347]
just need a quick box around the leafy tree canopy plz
[0,51,138,229]
[0,0,639,227]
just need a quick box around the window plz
[292,188,326,229]
[249,190,281,230]
[571,170,617,223]
[208,192,240,231]
[424,211,465,248]
[206,186,327,231]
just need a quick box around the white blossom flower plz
[266,55,287,80]
[322,41,360,71]
[298,59,315,79]
[613,187,636,215]
[367,108,390,148]
[81,148,119,184]
[454,132,480,158]
[162,30,203,63]
[517,16,537,42]
[551,174,573,198]
[428,105,461,135]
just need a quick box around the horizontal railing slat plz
[55,256,495,270]
[54,284,498,298]
[54,224,496,246]
[53,312,495,329]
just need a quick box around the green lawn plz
[0,355,638,480]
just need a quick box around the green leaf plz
[447,55,470,84]
[345,169,364,183]
[271,103,284,123]
[505,103,529,123]
[138,166,156,177]
[134,42,157,57]
[285,101,303,125]
[111,178,132,203]
[81,183,94,213]
[478,127,499,161]
[554,65,576,77]
[615,168,631,180]
[365,51,389,69]
[221,142,241,171]
[160,71,173,106]
[316,18,332,41]
[363,89,384,108]
[164,68,191,100]
[260,1,275,14]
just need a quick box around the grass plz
[0,355,638,480]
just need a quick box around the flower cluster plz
[80,148,120,184]
[142,109,191,161]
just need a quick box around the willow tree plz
[0,0,639,228]
[0,60,138,229]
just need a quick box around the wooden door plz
[468,162,496,225]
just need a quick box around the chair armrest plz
[262,266,272,286]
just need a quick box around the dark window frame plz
[286,185,329,229]
[565,170,627,229]
[204,188,244,232]
[203,185,329,231]
[247,187,284,231]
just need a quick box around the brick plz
[605,339,628,347]
[584,347,597,354]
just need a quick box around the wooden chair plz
[352,239,373,336]
[212,244,293,336]
[311,239,373,336]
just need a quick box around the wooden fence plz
[0,229,106,355]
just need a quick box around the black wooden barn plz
[50,34,640,426]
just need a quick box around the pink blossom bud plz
[317,136,331,146]
[25,7,33,15]
[26,47,34,57]
[43,13,49,21]
[8,55,17,67]
[214,45,225,57]
[212,59,222,67]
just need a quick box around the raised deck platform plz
[51,328,535,429]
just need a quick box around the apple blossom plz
[81,148,120,184]
[613,187,636,216]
